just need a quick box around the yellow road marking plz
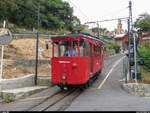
[86,88,98,90]
[97,56,125,89]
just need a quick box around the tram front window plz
[54,42,59,57]
[59,41,71,57]
[72,40,78,56]
[54,41,78,57]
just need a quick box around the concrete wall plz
[122,83,150,97]
[0,74,35,90]
[0,74,52,91]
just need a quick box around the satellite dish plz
[0,28,13,45]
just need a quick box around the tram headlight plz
[62,75,66,80]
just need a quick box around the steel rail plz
[41,88,79,111]
[26,88,81,111]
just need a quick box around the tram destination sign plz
[0,28,13,45]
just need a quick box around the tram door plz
[89,43,92,73]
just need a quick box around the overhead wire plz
[68,0,90,22]
[100,7,128,21]
[66,0,129,32]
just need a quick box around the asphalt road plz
[66,54,150,111]
[0,54,150,111]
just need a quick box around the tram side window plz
[94,46,100,57]
[73,41,78,56]
[79,39,89,57]
[54,42,59,57]
[79,39,84,56]
[94,46,96,56]
[97,47,99,56]
[85,41,89,57]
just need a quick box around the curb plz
[0,75,52,102]
[1,86,48,102]
[0,74,35,90]
[0,75,52,90]
[122,83,150,97]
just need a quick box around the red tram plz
[51,33,104,90]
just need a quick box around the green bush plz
[113,44,121,53]
[107,43,121,53]
[3,93,16,103]
[137,42,150,72]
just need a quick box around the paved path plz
[66,54,150,111]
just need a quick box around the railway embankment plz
[122,83,150,97]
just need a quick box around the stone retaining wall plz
[0,74,52,90]
[0,74,35,90]
[13,59,51,67]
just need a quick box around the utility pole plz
[133,33,138,84]
[35,5,40,85]
[128,0,132,80]
[128,0,138,83]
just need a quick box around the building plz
[116,19,124,35]
[114,33,150,51]
[114,34,128,51]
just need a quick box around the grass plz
[141,69,150,84]
[128,68,150,84]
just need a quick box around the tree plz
[71,16,84,33]
[0,0,82,32]
[134,13,150,34]
[91,27,107,34]
[107,42,120,53]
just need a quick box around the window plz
[72,40,78,56]
[94,46,100,56]
[85,41,89,57]
[79,39,84,56]
[79,39,89,57]
[94,46,96,56]
[54,42,59,57]
[54,40,79,57]
[59,41,71,57]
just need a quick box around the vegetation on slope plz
[0,0,83,33]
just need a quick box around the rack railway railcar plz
[51,34,104,90]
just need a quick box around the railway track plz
[26,74,99,111]
[25,88,82,111]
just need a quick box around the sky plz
[63,0,150,31]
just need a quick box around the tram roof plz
[51,33,104,43]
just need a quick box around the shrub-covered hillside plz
[0,0,83,33]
